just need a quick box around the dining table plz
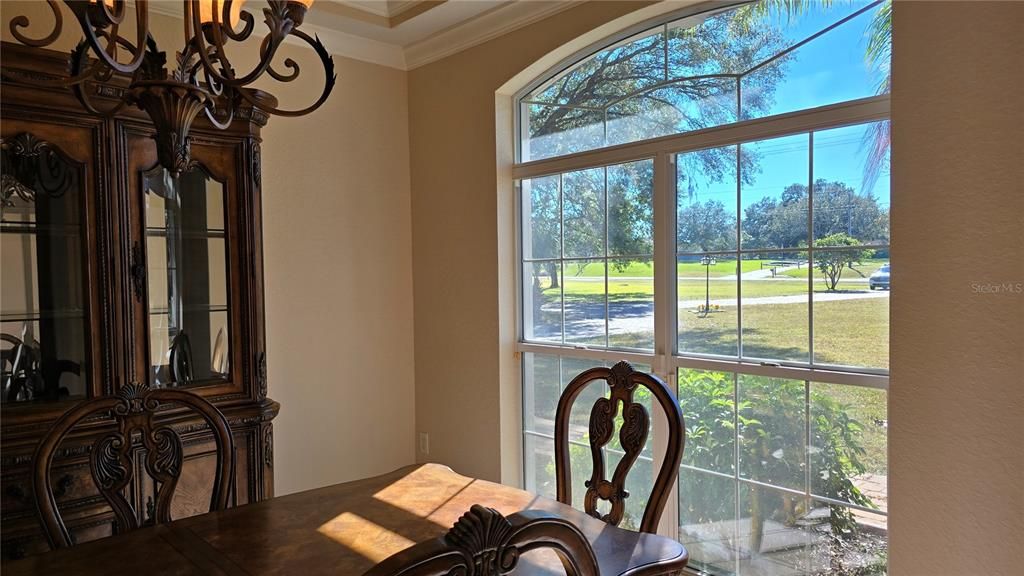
[5,463,688,575]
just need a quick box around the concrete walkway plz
[679,289,889,309]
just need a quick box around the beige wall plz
[0,2,417,496]
[889,1,1024,574]
[261,48,415,496]
[409,0,1024,573]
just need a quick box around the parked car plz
[869,263,891,290]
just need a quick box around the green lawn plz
[555,276,849,300]
[571,259,776,279]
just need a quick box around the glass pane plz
[809,383,887,511]
[677,145,738,253]
[607,258,653,350]
[562,358,608,447]
[523,353,561,437]
[522,103,604,162]
[804,500,888,576]
[521,175,560,259]
[741,252,810,363]
[523,261,562,343]
[607,79,738,146]
[528,29,666,108]
[144,166,229,387]
[607,160,653,257]
[667,6,787,79]
[741,2,888,120]
[738,375,806,491]
[678,369,735,474]
[812,250,889,369]
[524,433,557,500]
[678,254,738,357]
[812,122,891,246]
[562,168,605,258]
[1,135,88,403]
[740,133,810,250]
[678,468,739,575]
[736,484,813,574]
[563,259,606,347]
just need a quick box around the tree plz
[742,180,890,250]
[677,199,734,252]
[815,233,872,290]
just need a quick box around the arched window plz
[515,2,890,575]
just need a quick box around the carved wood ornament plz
[363,504,599,576]
[555,361,686,534]
[1,132,79,215]
[32,383,235,549]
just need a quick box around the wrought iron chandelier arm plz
[236,28,335,118]
[187,0,293,90]
[220,0,256,42]
[69,0,150,75]
[68,39,135,118]
[8,0,63,48]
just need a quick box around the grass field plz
[571,259,783,278]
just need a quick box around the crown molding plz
[404,1,583,70]
[291,21,409,69]
[142,0,584,72]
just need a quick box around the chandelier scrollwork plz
[5,1,336,173]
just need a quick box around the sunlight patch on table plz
[317,512,415,563]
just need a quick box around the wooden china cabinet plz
[0,43,279,561]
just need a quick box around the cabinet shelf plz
[146,227,225,239]
[0,222,82,236]
[1,309,86,322]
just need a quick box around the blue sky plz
[683,1,891,213]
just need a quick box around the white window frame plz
[512,0,890,548]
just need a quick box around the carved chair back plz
[363,504,599,576]
[555,361,685,534]
[32,382,234,549]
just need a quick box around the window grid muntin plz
[520,159,656,352]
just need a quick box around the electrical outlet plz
[418,432,429,455]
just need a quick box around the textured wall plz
[889,1,1024,573]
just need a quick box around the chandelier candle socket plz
[6,0,335,173]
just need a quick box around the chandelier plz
[6,0,335,173]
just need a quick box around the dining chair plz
[555,360,685,534]
[363,504,598,576]
[32,382,234,549]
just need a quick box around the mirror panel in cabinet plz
[0,134,88,403]
[143,166,230,388]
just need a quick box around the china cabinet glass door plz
[143,166,230,387]
[0,134,89,403]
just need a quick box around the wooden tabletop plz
[6,463,688,575]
